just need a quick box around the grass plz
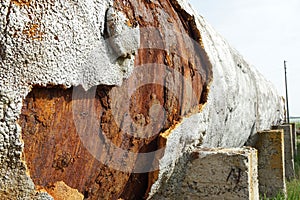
[295,122,300,131]
[286,180,300,200]
[262,135,300,200]
[285,135,300,200]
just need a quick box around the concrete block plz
[183,148,259,200]
[254,130,286,198]
[272,124,295,181]
[287,123,297,157]
[151,147,259,200]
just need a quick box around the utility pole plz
[284,60,290,123]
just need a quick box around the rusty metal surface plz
[19,0,212,199]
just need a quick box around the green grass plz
[285,135,300,200]
[284,135,300,200]
[261,193,285,200]
[286,180,300,200]
[296,122,300,131]
[294,136,300,179]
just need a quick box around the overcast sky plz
[189,0,300,117]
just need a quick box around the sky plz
[189,0,300,116]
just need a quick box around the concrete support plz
[183,148,259,200]
[289,123,297,157]
[254,130,286,198]
[151,147,259,200]
[272,124,295,181]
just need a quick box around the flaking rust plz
[105,6,140,77]
[105,6,140,60]
[22,23,44,40]
[11,0,31,7]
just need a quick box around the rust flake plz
[22,24,44,40]
[45,181,84,200]
[11,0,31,7]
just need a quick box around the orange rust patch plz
[20,86,162,199]
[45,181,84,200]
[22,24,44,40]
[126,20,133,27]
[11,0,31,7]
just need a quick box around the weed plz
[295,122,300,131]
[285,135,300,200]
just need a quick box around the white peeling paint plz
[0,0,139,93]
